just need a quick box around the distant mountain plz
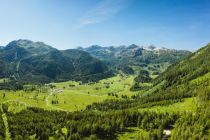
[0,40,112,86]
[79,44,191,62]
[78,44,191,74]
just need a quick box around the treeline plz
[0,80,23,90]
[6,107,178,140]
[0,70,114,91]
[86,98,182,111]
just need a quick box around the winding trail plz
[1,104,11,140]
[45,91,53,107]
[0,100,31,140]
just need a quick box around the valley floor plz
[0,75,136,112]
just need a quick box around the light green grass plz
[2,113,11,140]
[139,98,196,113]
[0,90,51,111]
[117,127,148,140]
[0,75,138,112]
[49,75,137,111]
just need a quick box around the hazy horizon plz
[0,0,210,51]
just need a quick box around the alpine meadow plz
[0,0,210,140]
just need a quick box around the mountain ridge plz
[78,44,191,75]
[0,39,112,87]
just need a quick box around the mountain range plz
[0,39,112,85]
[78,44,191,74]
[0,39,191,87]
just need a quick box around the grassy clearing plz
[3,101,27,113]
[49,75,137,111]
[139,97,196,113]
[117,127,148,140]
[0,91,51,110]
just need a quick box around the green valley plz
[1,1,210,139]
[0,41,209,140]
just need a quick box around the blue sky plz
[0,0,210,50]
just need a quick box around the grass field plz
[0,75,138,112]
[49,74,137,111]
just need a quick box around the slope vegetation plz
[0,40,112,86]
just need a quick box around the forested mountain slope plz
[155,43,210,87]
[0,40,112,86]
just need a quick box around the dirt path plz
[45,91,53,107]
[1,104,11,140]
[2,114,11,140]
[0,99,33,140]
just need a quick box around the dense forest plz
[6,107,178,140]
